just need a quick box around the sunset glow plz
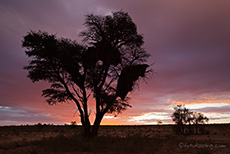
[0,0,230,126]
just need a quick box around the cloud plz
[0,106,63,125]
[205,112,230,123]
[104,116,116,119]
[126,91,230,124]
[128,112,171,124]
[195,106,230,113]
[0,0,230,125]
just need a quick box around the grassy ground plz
[0,124,229,154]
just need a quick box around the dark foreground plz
[0,124,229,154]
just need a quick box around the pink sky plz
[0,0,230,125]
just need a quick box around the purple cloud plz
[1,0,230,125]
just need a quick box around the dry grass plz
[0,124,229,154]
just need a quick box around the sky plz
[0,0,230,125]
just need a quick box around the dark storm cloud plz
[0,0,230,124]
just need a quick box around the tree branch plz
[72,84,83,101]
[58,76,85,123]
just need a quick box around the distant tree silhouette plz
[157,120,163,125]
[171,105,189,134]
[193,112,209,134]
[171,105,209,135]
[22,11,151,138]
[71,121,77,126]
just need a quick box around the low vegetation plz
[0,124,229,154]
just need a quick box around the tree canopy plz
[171,105,209,134]
[22,11,151,137]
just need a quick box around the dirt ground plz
[0,124,229,154]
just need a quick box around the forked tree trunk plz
[81,113,104,138]
[91,113,104,137]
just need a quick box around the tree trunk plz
[188,122,191,134]
[195,123,198,134]
[83,121,91,138]
[91,113,104,137]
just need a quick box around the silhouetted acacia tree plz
[171,105,190,134]
[22,11,151,138]
[171,105,209,135]
[193,112,209,134]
